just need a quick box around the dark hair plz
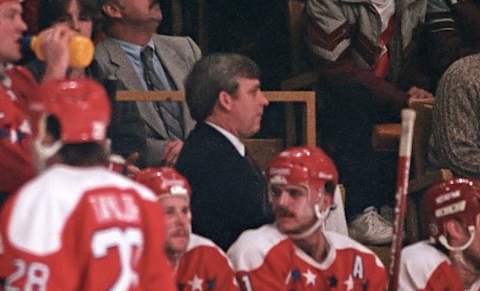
[96,0,120,31]
[46,115,108,166]
[37,0,98,31]
[185,53,261,122]
[58,143,109,166]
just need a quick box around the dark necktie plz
[245,149,261,174]
[140,46,184,139]
[245,149,272,221]
[245,148,267,191]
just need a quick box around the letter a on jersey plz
[352,255,364,280]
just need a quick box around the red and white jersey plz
[0,164,176,291]
[0,65,38,193]
[399,240,480,291]
[177,233,239,291]
[228,224,386,291]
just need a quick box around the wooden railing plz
[116,90,316,146]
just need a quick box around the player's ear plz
[102,1,122,19]
[217,90,233,111]
[318,189,333,212]
[445,219,467,242]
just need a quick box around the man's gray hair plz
[185,53,260,122]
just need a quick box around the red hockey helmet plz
[0,0,20,5]
[266,146,338,196]
[423,178,480,248]
[135,167,191,200]
[35,78,111,143]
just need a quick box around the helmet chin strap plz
[436,225,476,252]
[105,138,112,156]
[288,203,334,240]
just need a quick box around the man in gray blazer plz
[95,0,201,167]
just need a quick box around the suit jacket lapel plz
[152,36,186,90]
[153,36,196,136]
[104,37,170,139]
[103,38,144,90]
[136,101,170,138]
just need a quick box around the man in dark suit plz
[95,0,200,167]
[176,53,273,250]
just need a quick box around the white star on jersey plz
[344,275,354,291]
[189,275,204,291]
[302,269,316,286]
[19,120,32,135]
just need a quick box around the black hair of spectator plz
[37,0,99,32]
[185,53,261,122]
[95,0,118,32]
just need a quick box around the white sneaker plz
[380,205,394,222]
[348,207,393,245]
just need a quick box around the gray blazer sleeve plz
[429,55,480,177]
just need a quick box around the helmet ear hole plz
[423,178,480,244]
[324,181,335,195]
[36,79,111,144]
[46,115,61,141]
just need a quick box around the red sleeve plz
[0,66,45,193]
[0,139,34,193]
[6,66,39,114]
[0,82,35,193]
[424,261,464,291]
[315,56,409,110]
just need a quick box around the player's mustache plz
[171,228,189,236]
[275,207,295,218]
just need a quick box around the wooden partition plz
[116,90,316,146]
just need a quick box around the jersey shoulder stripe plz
[7,165,157,255]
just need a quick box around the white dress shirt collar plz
[205,121,246,157]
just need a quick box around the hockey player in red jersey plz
[399,178,480,290]
[0,0,77,195]
[0,79,176,290]
[228,146,387,291]
[135,167,239,291]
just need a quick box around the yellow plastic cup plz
[31,35,94,69]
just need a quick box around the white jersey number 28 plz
[6,259,50,291]
[92,227,144,291]
[5,227,143,291]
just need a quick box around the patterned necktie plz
[140,46,184,139]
